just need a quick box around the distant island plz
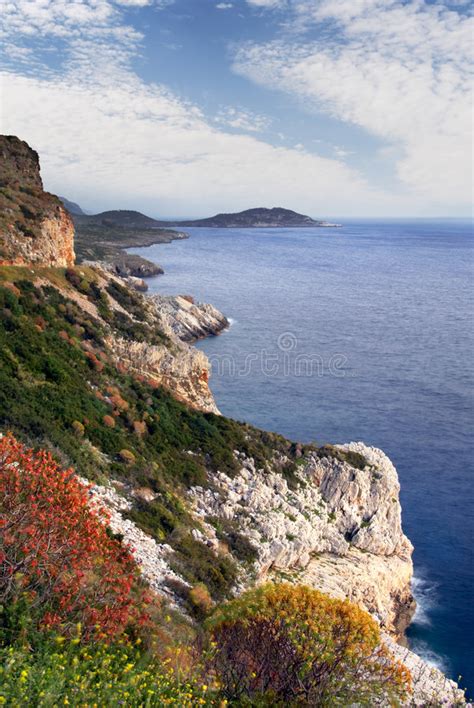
[62,201,341,231]
[167,207,341,228]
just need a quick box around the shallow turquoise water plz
[130,219,474,694]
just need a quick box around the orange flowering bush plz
[0,434,148,641]
[205,583,412,705]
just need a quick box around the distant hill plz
[75,209,166,229]
[70,208,187,277]
[169,207,324,228]
[60,196,85,216]
[63,204,335,229]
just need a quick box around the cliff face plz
[50,266,223,414]
[0,136,75,267]
[81,452,464,705]
[190,442,415,639]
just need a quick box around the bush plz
[71,420,85,437]
[0,434,148,642]
[188,583,213,619]
[170,534,238,601]
[102,414,115,428]
[205,583,411,705]
[118,449,136,465]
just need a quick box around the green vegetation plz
[169,533,238,601]
[0,273,294,485]
[207,516,259,564]
[0,638,217,707]
[205,583,411,706]
[0,269,302,604]
[317,444,368,470]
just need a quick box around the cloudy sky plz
[0,0,472,218]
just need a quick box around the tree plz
[205,582,411,705]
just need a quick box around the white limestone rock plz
[189,442,415,637]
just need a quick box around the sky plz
[0,0,472,218]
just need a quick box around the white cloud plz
[216,2,233,9]
[246,0,286,7]
[215,106,271,132]
[0,65,401,216]
[0,0,463,217]
[234,0,473,208]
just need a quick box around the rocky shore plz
[149,293,229,342]
[81,447,466,705]
[189,442,415,639]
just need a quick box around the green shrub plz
[209,517,258,564]
[205,583,411,705]
[170,533,238,601]
[317,444,368,470]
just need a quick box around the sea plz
[129,218,474,695]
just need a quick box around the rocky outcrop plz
[109,254,164,280]
[189,442,415,639]
[97,271,224,412]
[0,136,75,267]
[385,635,466,705]
[38,264,222,414]
[150,294,229,342]
[109,336,219,414]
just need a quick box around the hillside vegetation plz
[0,435,410,706]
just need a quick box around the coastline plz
[131,240,418,639]
[74,219,190,280]
[129,231,470,696]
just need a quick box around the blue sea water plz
[130,219,474,695]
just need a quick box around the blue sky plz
[0,0,472,217]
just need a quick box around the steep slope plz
[0,136,75,267]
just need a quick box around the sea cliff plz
[0,134,466,704]
[0,136,75,267]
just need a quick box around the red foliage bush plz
[0,434,148,640]
[102,414,116,428]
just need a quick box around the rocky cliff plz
[189,442,415,639]
[60,266,223,414]
[149,293,229,342]
[0,136,75,267]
